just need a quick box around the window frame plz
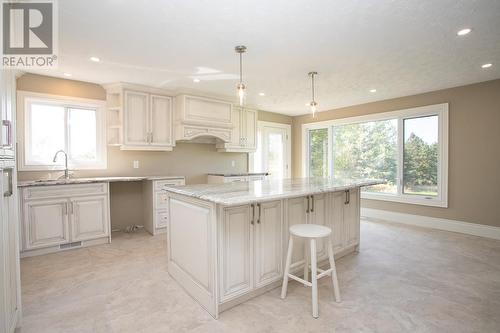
[302,103,448,207]
[18,91,107,171]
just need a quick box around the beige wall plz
[16,73,290,228]
[293,79,500,227]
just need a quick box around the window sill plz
[361,192,448,208]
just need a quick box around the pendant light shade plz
[235,45,247,106]
[309,71,318,117]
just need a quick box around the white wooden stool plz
[281,224,341,318]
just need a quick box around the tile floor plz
[18,220,500,333]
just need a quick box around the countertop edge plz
[17,176,185,187]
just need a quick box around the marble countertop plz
[17,176,185,187]
[164,177,383,206]
[207,172,269,177]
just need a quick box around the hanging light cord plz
[239,52,243,84]
[311,73,315,103]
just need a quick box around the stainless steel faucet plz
[53,150,70,179]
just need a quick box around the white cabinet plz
[1,162,21,333]
[344,189,360,247]
[285,196,308,264]
[0,70,15,158]
[143,177,185,235]
[175,95,233,142]
[309,193,328,260]
[254,201,282,288]
[220,200,282,302]
[70,196,109,242]
[123,90,173,151]
[220,205,253,301]
[104,83,174,151]
[19,183,111,256]
[124,90,149,146]
[327,189,360,252]
[216,107,257,152]
[207,174,267,184]
[24,198,70,249]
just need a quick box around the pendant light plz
[308,71,318,117]
[235,45,247,106]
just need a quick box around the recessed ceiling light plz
[90,56,100,62]
[258,92,265,96]
[481,63,492,69]
[193,78,200,83]
[63,73,72,77]
[305,103,310,106]
[369,89,377,93]
[457,28,472,36]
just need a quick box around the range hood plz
[175,94,233,144]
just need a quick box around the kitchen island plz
[164,178,381,318]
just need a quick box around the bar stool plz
[281,224,341,318]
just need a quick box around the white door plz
[254,201,282,288]
[24,199,70,249]
[251,122,291,179]
[70,196,109,242]
[2,165,20,332]
[229,107,242,147]
[285,197,308,265]
[150,94,173,147]
[344,189,360,247]
[243,109,257,149]
[220,205,252,301]
[309,193,329,260]
[124,90,149,146]
[330,191,345,252]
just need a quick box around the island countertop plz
[163,177,382,206]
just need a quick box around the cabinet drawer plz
[154,179,185,191]
[23,183,108,200]
[156,191,169,209]
[224,177,247,183]
[155,210,168,228]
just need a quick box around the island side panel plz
[167,193,219,318]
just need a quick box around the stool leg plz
[327,237,341,302]
[281,235,294,299]
[310,239,319,318]
[303,240,309,286]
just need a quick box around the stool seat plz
[289,224,331,238]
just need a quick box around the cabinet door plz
[344,189,360,247]
[243,108,257,149]
[150,94,173,147]
[124,90,149,146]
[254,201,282,288]
[1,71,15,157]
[220,205,252,301]
[229,106,242,147]
[285,197,308,264]
[70,196,109,242]
[2,168,20,332]
[309,193,328,260]
[24,199,70,249]
[330,191,345,253]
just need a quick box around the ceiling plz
[28,0,500,116]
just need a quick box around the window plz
[302,103,448,207]
[20,92,106,170]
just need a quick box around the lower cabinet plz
[70,196,109,242]
[24,199,70,249]
[220,200,283,302]
[19,183,111,256]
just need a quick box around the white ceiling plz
[29,0,500,116]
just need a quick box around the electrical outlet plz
[133,160,140,169]
[231,160,235,167]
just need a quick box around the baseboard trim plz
[361,208,500,240]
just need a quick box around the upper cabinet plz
[104,83,174,151]
[0,70,16,158]
[216,106,257,152]
[175,94,233,143]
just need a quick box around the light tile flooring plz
[19,220,500,333]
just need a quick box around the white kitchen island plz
[164,178,381,318]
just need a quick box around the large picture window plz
[19,92,107,170]
[302,104,448,207]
